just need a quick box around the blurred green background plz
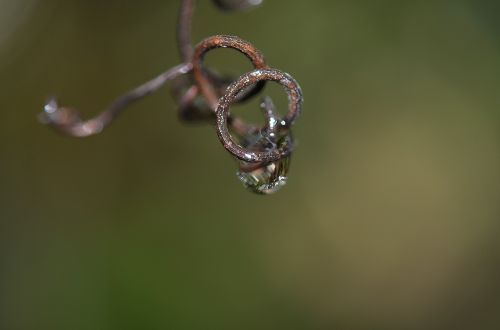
[1,0,500,329]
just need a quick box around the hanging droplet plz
[237,156,290,195]
[236,131,292,194]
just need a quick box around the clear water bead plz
[236,131,292,195]
[237,156,290,194]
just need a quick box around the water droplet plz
[236,131,292,194]
[237,156,290,195]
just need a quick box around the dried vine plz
[39,0,303,194]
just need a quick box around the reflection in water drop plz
[236,130,292,194]
[237,156,290,195]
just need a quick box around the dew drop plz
[236,131,292,194]
[237,156,290,195]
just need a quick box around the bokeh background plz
[1,0,500,329]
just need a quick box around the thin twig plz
[40,63,192,137]
[40,0,303,193]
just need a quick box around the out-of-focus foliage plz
[1,1,500,329]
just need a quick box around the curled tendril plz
[177,0,263,62]
[192,35,268,108]
[40,0,303,194]
[216,68,303,163]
